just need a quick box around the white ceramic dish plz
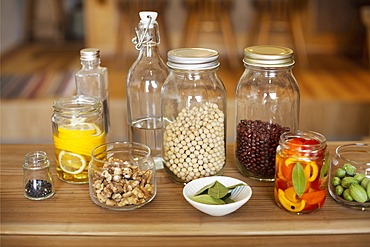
[183,176,252,216]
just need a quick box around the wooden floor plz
[1,43,370,142]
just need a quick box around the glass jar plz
[274,131,329,214]
[52,95,106,184]
[23,151,55,200]
[89,141,156,210]
[235,46,300,181]
[162,48,227,184]
[329,143,370,211]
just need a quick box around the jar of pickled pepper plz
[274,131,329,214]
[235,46,300,181]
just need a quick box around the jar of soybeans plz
[162,48,227,185]
[235,46,300,181]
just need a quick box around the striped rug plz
[1,71,76,99]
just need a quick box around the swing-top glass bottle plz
[126,11,169,169]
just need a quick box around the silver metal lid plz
[167,48,220,70]
[243,46,294,67]
[80,48,100,61]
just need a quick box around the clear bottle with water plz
[75,48,110,138]
[126,11,169,169]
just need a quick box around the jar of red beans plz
[235,46,300,181]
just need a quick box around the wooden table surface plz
[1,142,370,247]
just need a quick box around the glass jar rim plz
[279,130,327,149]
[23,151,50,170]
[53,95,101,115]
[335,143,370,165]
[91,141,152,165]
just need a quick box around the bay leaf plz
[227,183,246,190]
[194,181,216,196]
[208,180,229,199]
[319,159,329,179]
[292,162,306,197]
[222,193,235,204]
[189,194,226,205]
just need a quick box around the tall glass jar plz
[52,95,106,184]
[162,48,227,185]
[235,46,300,181]
[274,131,329,214]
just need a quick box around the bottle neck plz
[135,21,160,50]
[80,59,101,70]
[23,151,50,170]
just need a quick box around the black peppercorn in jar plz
[162,48,227,185]
[235,46,300,181]
[23,151,55,200]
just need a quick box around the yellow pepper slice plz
[278,189,306,212]
[284,187,300,202]
[304,161,319,182]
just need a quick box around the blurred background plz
[1,0,370,143]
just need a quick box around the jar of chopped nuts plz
[89,142,156,210]
[235,46,300,181]
[161,48,227,184]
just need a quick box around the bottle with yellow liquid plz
[52,95,105,184]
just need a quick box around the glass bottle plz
[52,95,106,184]
[126,11,169,169]
[75,48,110,138]
[274,130,329,214]
[235,45,300,181]
[23,151,55,200]
[162,48,227,184]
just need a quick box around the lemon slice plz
[58,150,86,174]
[58,123,97,137]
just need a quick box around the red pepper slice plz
[300,190,326,205]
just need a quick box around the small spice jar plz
[89,142,156,210]
[162,48,227,184]
[235,46,300,181]
[23,151,55,200]
[274,131,329,214]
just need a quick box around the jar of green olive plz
[161,48,227,185]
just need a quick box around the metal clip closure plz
[132,15,153,51]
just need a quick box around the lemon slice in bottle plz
[58,150,86,174]
[58,123,97,138]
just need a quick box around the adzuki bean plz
[236,120,289,178]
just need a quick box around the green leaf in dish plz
[189,194,226,205]
[208,180,229,199]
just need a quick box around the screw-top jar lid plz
[80,48,100,61]
[167,48,220,70]
[243,46,294,67]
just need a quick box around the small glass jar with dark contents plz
[235,46,300,181]
[23,151,55,200]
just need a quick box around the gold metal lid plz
[243,46,294,67]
